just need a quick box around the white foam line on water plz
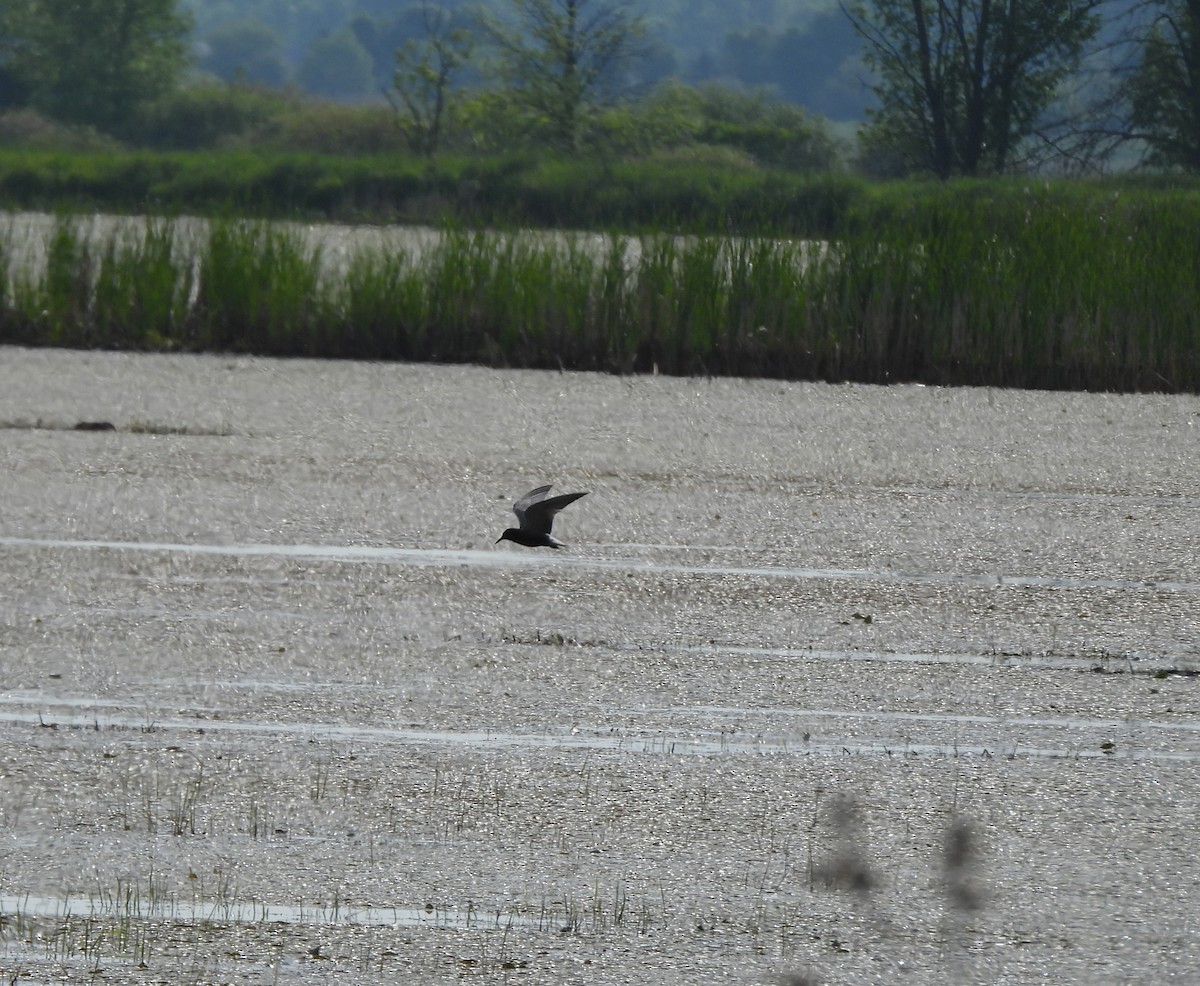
[0,893,541,932]
[2,535,1196,593]
[9,688,1199,736]
[659,643,1190,674]
[891,485,1200,508]
[3,706,1198,762]
[672,703,1200,734]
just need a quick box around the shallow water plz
[0,210,666,288]
[1,346,1199,984]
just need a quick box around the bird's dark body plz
[496,485,588,549]
[496,527,565,549]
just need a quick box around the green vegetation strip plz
[0,149,858,233]
[1,180,1198,392]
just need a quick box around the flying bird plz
[496,484,588,549]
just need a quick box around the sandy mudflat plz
[1,345,1198,985]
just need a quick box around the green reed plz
[826,185,1200,389]
[192,219,322,353]
[1,183,1199,391]
[90,220,191,348]
[0,218,93,345]
[326,245,422,359]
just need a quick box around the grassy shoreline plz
[1,153,1198,392]
[0,148,862,234]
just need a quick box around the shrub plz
[0,110,120,151]
[130,83,291,150]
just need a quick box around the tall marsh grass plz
[1,183,1198,391]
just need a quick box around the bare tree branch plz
[844,0,1105,176]
[485,0,648,151]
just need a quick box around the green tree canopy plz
[487,0,649,151]
[1128,0,1200,169]
[389,5,475,156]
[846,0,1102,176]
[4,0,192,136]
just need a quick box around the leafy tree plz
[587,80,705,154]
[486,0,649,151]
[1128,0,1200,168]
[844,0,1102,176]
[4,0,192,136]
[297,27,376,101]
[200,19,289,88]
[452,86,529,151]
[388,5,475,155]
[130,81,290,149]
[691,84,842,170]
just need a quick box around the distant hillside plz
[182,0,870,122]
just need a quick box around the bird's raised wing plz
[522,491,588,536]
[512,485,553,527]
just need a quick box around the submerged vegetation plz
[1,177,1198,393]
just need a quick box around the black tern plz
[496,484,589,549]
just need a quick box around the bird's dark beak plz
[495,535,505,544]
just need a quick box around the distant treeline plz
[183,0,863,121]
[2,174,1199,393]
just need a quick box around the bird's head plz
[496,528,520,544]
